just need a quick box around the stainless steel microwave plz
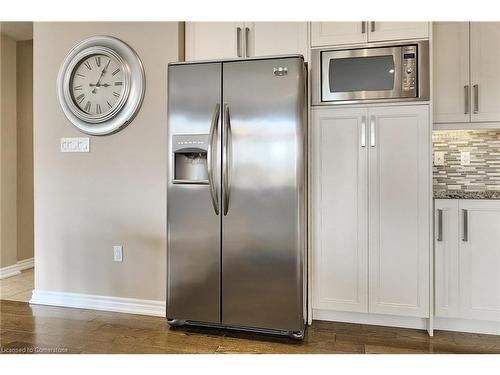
[311,41,429,105]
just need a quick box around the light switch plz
[434,151,445,166]
[461,151,471,166]
[60,137,90,153]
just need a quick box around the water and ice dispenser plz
[172,134,209,184]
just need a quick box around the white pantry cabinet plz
[311,22,429,47]
[312,105,430,319]
[435,199,500,322]
[185,22,308,61]
[433,22,500,125]
[312,107,369,313]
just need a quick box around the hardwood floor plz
[0,269,34,302]
[1,300,499,354]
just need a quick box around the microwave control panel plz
[402,45,417,93]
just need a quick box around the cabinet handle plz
[370,21,375,33]
[237,27,242,57]
[370,116,376,147]
[462,209,468,242]
[361,116,366,147]
[473,84,479,114]
[437,209,443,242]
[245,27,250,57]
[361,22,366,34]
[464,85,470,114]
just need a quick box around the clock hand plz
[92,60,111,93]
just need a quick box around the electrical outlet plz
[461,151,471,166]
[434,151,446,166]
[113,245,123,262]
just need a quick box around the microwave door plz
[321,46,403,102]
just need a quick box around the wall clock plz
[57,36,145,136]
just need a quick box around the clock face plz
[70,54,126,117]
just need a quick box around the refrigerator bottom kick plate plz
[166,318,305,341]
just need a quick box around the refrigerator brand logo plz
[273,67,288,77]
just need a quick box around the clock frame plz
[57,36,145,136]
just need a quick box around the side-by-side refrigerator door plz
[221,57,306,332]
[167,63,222,324]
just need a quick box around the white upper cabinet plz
[434,199,461,318]
[185,22,308,61]
[433,22,470,124]
[434,22,500,126]
[311,22,368,47]
[246,22,308,59]
[470,22,500,123]
[185,22,244,61]
[367,22,429,43]
[459,200,500,321]
[312,107,368,313]
[311,22,429,47]
[368,105,430,318]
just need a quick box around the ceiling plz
[1,22,33,41]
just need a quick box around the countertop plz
[434,190,500,200]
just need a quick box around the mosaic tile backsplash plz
[433,130,500,192]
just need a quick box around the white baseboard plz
[16,257,34,271]
[0,257,34,279]
[313,308,428,331]
[0,264,21,280]
[434,317,500,336]
[30,290,166,317]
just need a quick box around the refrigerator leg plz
[167,319,186,327]
[288,331,305,341]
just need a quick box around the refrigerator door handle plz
[207,103,220,215]
[223,104,232,216]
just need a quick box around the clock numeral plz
[107,101,113,109]
[84,101,91,113]
[96,104,102,115]
[76,93,85,104]
[84,61,92,70]
[114,82,123,86]
[113,91,120,98]
[95,56,101,67]
[76,73,85,78]
[112,68,120,76]
[74,85,83,90]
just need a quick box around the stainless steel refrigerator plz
[166,56,307,339]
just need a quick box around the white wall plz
[33,22,181,300]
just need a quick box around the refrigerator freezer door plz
[221,57,306,332]
[167,63,222,324]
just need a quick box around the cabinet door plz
[245,22,308,60]
[470,22,500,122]
[459,200,500,321]
[312,107,368,313]
[368,105,430,318]
[368,22,429,42]
[311,22,368,47]
[434,199,460,318]
[185,22,243,61]
[433,22,470,124]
